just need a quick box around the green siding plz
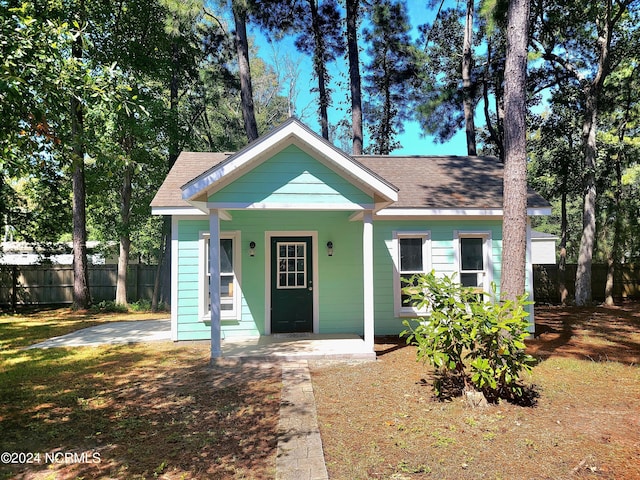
[175,215,509,340]
[176,220,209,340]
[372,220,504,335]
[208,145,373,207]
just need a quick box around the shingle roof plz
[151,151,550,211]
[150,152,230,208]
[356,155,550,210]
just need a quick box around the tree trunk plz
[308,0,330,140]
[574,1,615,306]
[71,10,91,310]
[500,0,530,301]
[233,1,259,142]
[558,188,568,305]
[152,217,169,312]
[483,37,504,160]
[605,135,624,305]
[115,162,133,306]
[462,0,477,156]
[346,0,363,154]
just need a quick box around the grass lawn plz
[1,304,639,479]
[310,303,640,480]
[0,308,281,479]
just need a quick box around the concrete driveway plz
[28,319,171,349]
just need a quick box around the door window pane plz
[277,242,307,288]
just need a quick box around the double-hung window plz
[454,231,492,292]
[200,231,240,321]
[393,231,431,316]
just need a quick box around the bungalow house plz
[151,118,551,356]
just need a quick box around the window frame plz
[453,230,493,293]
[199,230,241,321]
[393,231,431,317]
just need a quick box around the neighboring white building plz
[0,241,109,265]
[530,230,558,264]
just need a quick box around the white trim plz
[171,216,180,341]
[152,207,207,216]
[264,230,319,335]
[363,212,375,351]
[199,230,242,322]
[207,202,375,211]
[375,207,552,218]
[392,230,432,317]
[152,208,234,221]
[181,119,398,204]
[453,230,493,293]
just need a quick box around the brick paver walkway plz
[276,360,328,480]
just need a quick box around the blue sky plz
[248,0,469,156]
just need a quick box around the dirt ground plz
[310,303,640,480]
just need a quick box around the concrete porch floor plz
[218,333,377,361]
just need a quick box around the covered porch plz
[216,333,377,361]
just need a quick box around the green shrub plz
[401,271,537,402]
[90,300,129,313]
[129,299,152,312]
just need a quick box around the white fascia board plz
[207,202,375,211]
[376,208,504,217]
[151,206,232,221]
[151,207,207,216]
[181,119,398,204]
[374,207,552,218]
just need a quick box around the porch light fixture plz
[249,241,256,257]
[326,241,334,256]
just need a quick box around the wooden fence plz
[533,263,640,303]
[0,264,157,308]
[3,263,639,308]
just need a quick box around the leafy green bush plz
[129,299,152,312]
[90,300,129,313]
[401,271,537,402]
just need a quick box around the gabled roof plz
[179,118,398,207]
[151,119,551,216]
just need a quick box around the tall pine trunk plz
[71,7,91,310]
[346,0,363,154]
[574,93,599,306]
[233,1,259,142]
[574,0,616,306]
[308,0,330,140]
[500,0,530,301]
[462,0,477,156]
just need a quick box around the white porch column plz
[363,211,374,352]
[209,209,222,358]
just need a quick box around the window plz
[393,231,431,316]
[200,232,240,320]
[455,231,492,291]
